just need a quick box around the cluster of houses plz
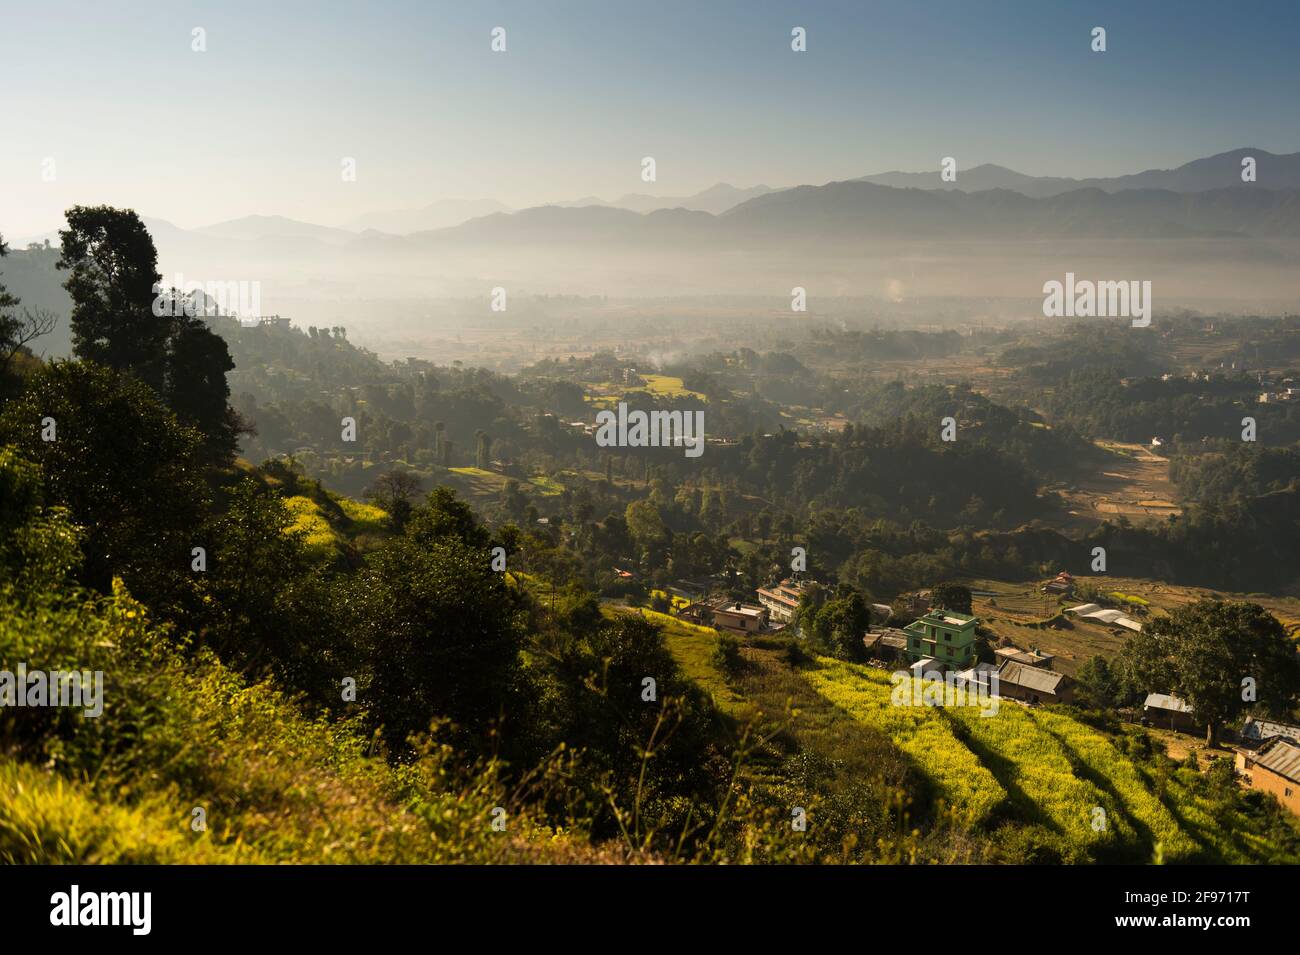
[668,573,1300,819]
[1236,718,1300,816]
[861,604,1077,705]
[1256,374,1298,404]
[1141,695,1300,817]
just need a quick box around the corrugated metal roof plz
[1253,738,1300,784]
[1066,603,1102,615]
[997,661,1066,693]
[1144,693,1192,713]
[1242,717,1300,744]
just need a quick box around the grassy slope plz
[626,607,991,861]
[800,657,1299,863]
[634,598,1298,863]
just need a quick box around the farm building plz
[1235,738,1300,817]
[1065,602,1143,632]
[1143,693,1197,732]
[908,657,940,679]
[677,602,712,626]
[666,580,709,606]
[995,661,1074,705]
[679,599,771,635]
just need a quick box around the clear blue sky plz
[3,0,1298,235]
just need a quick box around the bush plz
[783,640,809,667]
[712,633,743,672]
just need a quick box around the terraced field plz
[802,656,1300,862]
[645,614,1300,863]
[803,661,1005,827]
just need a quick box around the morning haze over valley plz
[2,1,1300,925]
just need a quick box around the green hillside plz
[655,626,1300,864]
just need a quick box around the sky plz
[3,0,1300,237]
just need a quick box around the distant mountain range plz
[856,148,1300,197]
[340,199,511,235]
[15,149,1300,254]
[402,180,1300,248]
[546,182,776,215]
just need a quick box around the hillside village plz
[639,567,1300,821]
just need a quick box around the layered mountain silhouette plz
[856,148,1300,197]
[341,199,511,234]
[405,180,1300,247]
[546,182,775,215]
[17,149,1299,252]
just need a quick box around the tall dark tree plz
[58,206,169,389]
[1074,656,1122,710]
[406,486,490,549]
[163,313,240,463]
[58,207,240,463]
[0,233,15,315]
[812,591,872,661]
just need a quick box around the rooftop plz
[909,608,978,630]
[998,661,1068,693]
[713,603,765,619]
[1252,738,1300,784]
[1241,717,1300,745]
[1144,693,1193,713]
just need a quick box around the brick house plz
[1236,738,1300,817]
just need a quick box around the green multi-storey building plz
[902,609,979,669]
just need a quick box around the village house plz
[994,645,1056,669]
[1235,738,1300,817]
[862,628,908,664]
[995,661,1074,705]
[902,609,979,670]
[899,590,933,617]
[709,601,769,636]
[681,597,771,636]
[1143,693,1197,733]
[1041,571,1074,596]
[755,578,807,625]
[664,579,709,607]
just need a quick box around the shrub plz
[712,633,743,672]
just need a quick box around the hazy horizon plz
[6,0,1300,237]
